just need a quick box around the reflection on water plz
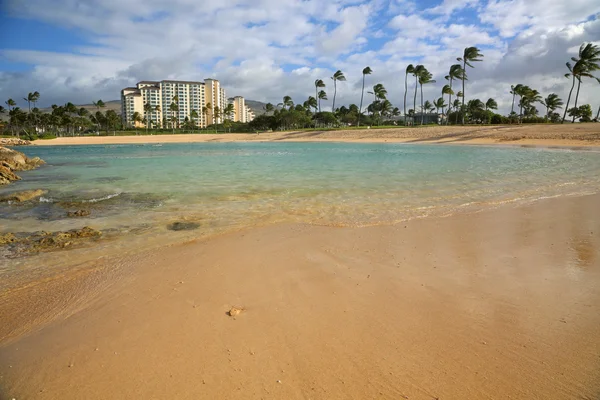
[1,142,600,266]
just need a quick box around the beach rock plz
[0,227,102,255]
[67,209,91,217]
[0,165,21,185]
[167,221,201,231]
[0,189,47,202]
[0,146,45,186]
[0,138,31,146]
[0,233,17,245]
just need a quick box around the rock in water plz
[67,209,91,217]
[0,146,45,186]
[0,189,47,202]
[167,221,201,231]
[0,138,31,146]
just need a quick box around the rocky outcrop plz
[0,138,31,146]
[0,227,102,255]
[0,189,47,202]
[67,209,91,217]
[0,146,45,186]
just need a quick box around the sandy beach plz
[31,124,600,147]
[1,192,599,399]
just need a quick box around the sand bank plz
[1,193,599,399]
[32,124,600,147]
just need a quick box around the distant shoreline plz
[31,125,600,147]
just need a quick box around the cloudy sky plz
[1,0,599,114]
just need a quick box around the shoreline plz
[1,192,599,399]
[30,124,600,148]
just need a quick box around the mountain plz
[40,100,121,114]
[244,100,268,116]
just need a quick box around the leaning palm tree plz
[330,70,346,111]
[306,96,318,113]
[317,90,327,112]
[132,111,142,130]
[485,98,498,124]
[358,66,372,127]
[404,64,415,125]
[457,47,484,124]
[423,100,434,114]
[314,79,326,112]
[23,92,36,112]
[418,69,436,125]
[444,64,464,125]
[569,43,600,122]
[541,93,563,120]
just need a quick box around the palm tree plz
[444,64,464,125]
[541,93,563,120]
[513,84,529,123]
[213,106,221,132]
[318,90,327,112]
[0,106,5,121]
[132,111,143,131]
[330,70,346,111]
[154,105,161,128]
[314,79,325,112]
[169,102,178,133]
[306,96,318,113]
[423,100,434,114]
[452,99,461,124]
[358,66,372,127]
[202,105,209,128]
[510,85,518,116]
[467,99,485,123]
[485,98,498,124]
[404,64,415,125]
[434,97,447,116]
[412,65,425,124]
[23,92,36,112]
[5,99,16,112]
[264,103,274,115]
[522,89,542,121]
[457,47,484,124]
[418,69,436,125]
[442,85,454,120]
[283,96,293,110]
[190,109,199,131]
[568,43,600,122]
[143,102,153,134]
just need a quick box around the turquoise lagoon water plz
[2,142,600,263]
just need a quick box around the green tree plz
[404,64,415,125]
[418,68,436,125]
[23,92,38,113]
[445,64,464,125]
[144,102,153,133]
[457,47,484,124]
[306,96,318,113]
[442,85,454,122]
[314,79,326,112]
[264,103,274,115]
[541,94,563,120]
[434,97,447,115]
[190,109,199,131]
[169,102,178,133]
[567,104,593,122]
[317,90,327,112]
[412,65,425,123]
[283,96,294,110]
[330,70,346,111]
[358,66,372,127]
[484,98,498,124]
[5,98,16,112]
[154,105,162,128]
[569,43,600,122]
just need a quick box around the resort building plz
[228,96,255,123]
[121,79,245,128]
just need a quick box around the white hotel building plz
[121,79,253,128]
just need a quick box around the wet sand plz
[33,124,600,147]
[1,193,599,399]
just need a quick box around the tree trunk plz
[420,83,424,125]
[413,76,418,126]
[461,61,466,125]
[571,79,581,123]
[447,78,453,125]
[332,80,337,112]
[403,72,408,126]
[562,75,576,124]
[358,74,365,127]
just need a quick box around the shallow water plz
[2,142,600,268]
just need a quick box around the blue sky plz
[1,0,599,113]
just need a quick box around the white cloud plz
[0,0,599,116]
